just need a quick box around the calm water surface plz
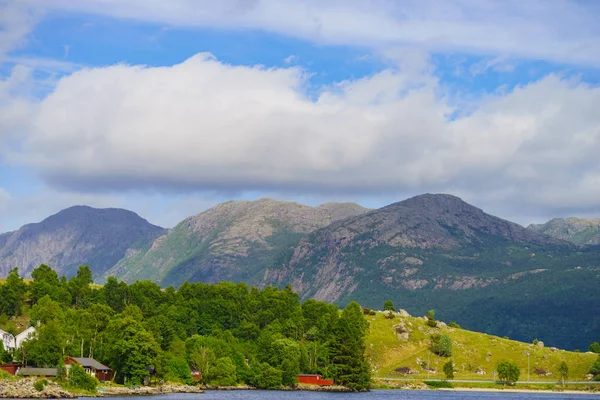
[90,390,599,400]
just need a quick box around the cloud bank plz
[3,53,597,219]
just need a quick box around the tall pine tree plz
[330,301,371,391]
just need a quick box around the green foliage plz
[589,342,600,354]
[0,268,27,317]
[254,364,282,389]
[0,341,12,363]
[330,301,371,391]
[102,316,161,384]
[497,360,520,383]
[0,369,14,380]
[424,380,453,388]
[362,308,376,316]
[165,356,191,384]
[426,310,437,328]
[558,361,568,385]
[448,321,461,329]
[384,311,395,319]
[208,357,237,387]
[69,364,98,391]
[383,300,395,311]
[443,360,454,379]
[533,339,539,346]
[1,264,374,390]
[30,295,65,324]
[590,356,600,377]
[24,319,66,367]
[34,379,47,391]
[430,334,452,357]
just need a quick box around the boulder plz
[536,341,544,348]
[397,309,411,317]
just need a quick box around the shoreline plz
[438,387,600,395]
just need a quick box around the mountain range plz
[1,194,599,350]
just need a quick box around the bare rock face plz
[107,198,368,285]
[263,193,568,303]
[0,206,164,279]
[529,217,600,245]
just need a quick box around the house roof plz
[69,357,111,370]
[18,367,58,376]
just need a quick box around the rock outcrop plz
[0,378,74,398]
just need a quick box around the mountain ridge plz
[0,205,165,279]
[528,217,600,245]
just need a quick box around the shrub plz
[362,308,376,316]
[165,357,191,384]
[385,311,395,319]
[443,360,454,379]
[590,342,600,354]
[424,380,453,388]
[394,367,412,375]
[430,334,452,357]
[448,321,461,329]
[558,361,568,385]
[34,379,47,392]
[208,357,237,387]
[255,364,282,389]
[69,364,98,391]
[497,360,520,384]
[590,356,600,377]
[383,300,395,311]
[426,310,437,327]
[0,369,14,380]
[533,339,539,346]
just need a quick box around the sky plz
[0,0,599,232]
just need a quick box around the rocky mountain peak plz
[528,217,600,245]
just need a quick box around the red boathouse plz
[298,374,334,386]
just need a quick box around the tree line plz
[0,265,371,390]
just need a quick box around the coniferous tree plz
[330,301,370,391]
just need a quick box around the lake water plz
[89,390,599,400]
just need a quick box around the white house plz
[0,329,13,351]
[0,326,36,351]
[15,326,36,349]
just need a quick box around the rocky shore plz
[95,383,204,396]
[0,378,75,398]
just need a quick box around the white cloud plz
[284,55,298,65]
[470,56,516,76]
[3,53,598,222]
[32,0,600,67]
[0,1,40,62]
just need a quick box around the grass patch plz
[365,311,598,382]
[424,380,453,389]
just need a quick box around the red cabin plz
[297,374,334,386]
[0,363,22,375]
[64,357,113,382]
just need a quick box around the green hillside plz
[366,311,598,383]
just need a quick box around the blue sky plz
[1,0,600,231]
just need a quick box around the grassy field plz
[365,311,598,382]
